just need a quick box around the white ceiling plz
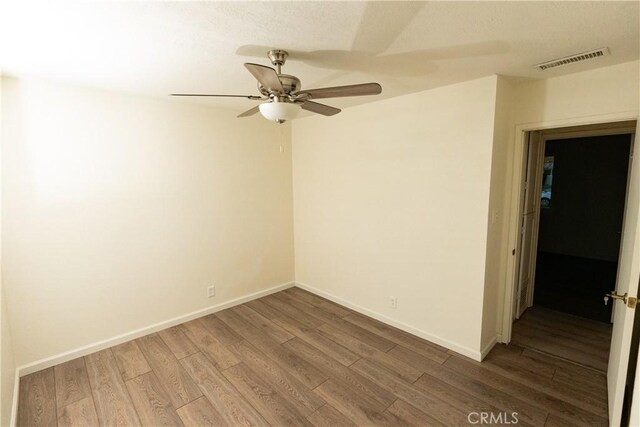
[1,1,638,113]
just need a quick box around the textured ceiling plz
[1,1,638,113]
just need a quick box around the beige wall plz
[293,76,499,358]
[480,76,515,351]
[0,76,17,427]
[1,77,295,367]
[514,60,639,125]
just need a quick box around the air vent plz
[534,48,609,71]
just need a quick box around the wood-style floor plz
[18,287,609,426]
[512,306,613,372]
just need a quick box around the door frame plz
[500,112,638,343]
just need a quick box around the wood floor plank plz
[405,349,548,426]
[230,339,325,416]
[245,297,285,320]
[513,321,610,358]
[307,404,357,427]
[54,357,92,409]
[57,397,99,427]
[274,291,346,326]
[413,370,527,426]
[553,364,607,395]
[231,304,295,343]
[112,340,152,381]
[125,372,184,426]
[18,368,57,427]
[217,307,329,389]
[277,292,397,353]
[136,334,203,408]
[444,355,607,426]
[283,337,395,407]
[180,352,268,426]
[285,287,353,318]
[312,379,390,426]
[516,318,611,350]
[544,413,582,427]
[523,307,612,336]
[481,347,608,414]
[316,317,396,353]
[223,362,313,427]
[262,294,325,329]
[180,318,240,369]
[84,349,141,426]
[511,308,612,373]
[199,314,244,346]
[351,358,471,426]
[158,326,199,360]
[511,331,608,372]
[522,347,607,390]
[272,316,360,366]
[344,311,449,363]
[385,398,446,427]
[176,396,226,427]
[316,324,421,382]
[487,344,556,379]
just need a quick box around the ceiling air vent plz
[534,47,609,71]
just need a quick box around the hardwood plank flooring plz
[56,397,98,427]
[511,306,612,372]
[111,340,151,381]
[125,372,184,426]
[18,288,609,426]
[53,358,92,409]
[84,349,140,426]
[17,368,56,427]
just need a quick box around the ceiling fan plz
[171,50,382,123]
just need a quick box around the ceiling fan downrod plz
[267,49,288,75]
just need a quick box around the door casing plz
[502,116,637,342]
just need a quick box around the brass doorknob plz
[604,292,628,305]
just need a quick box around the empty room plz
[1,1,639,426]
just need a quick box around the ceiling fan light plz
[259,102,301,122]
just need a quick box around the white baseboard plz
[294,281,483,361]
[481,335,500,360]
[16,281,295,378]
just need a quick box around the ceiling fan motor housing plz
[258,74,301,97]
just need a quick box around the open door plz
[515,131,543,318]
[608,123,639,426]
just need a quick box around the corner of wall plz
[480,75,516,352]
[1,73,19,427]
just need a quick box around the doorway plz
[534,133,631,322]
[510,128,632,369]
[505,120,640,425]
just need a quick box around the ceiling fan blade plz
[244,63,284,93]
[171,93,262,99]
[237,105,260,118]
[301,101,341,116]
[296,83,381,100]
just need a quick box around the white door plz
[608,125,640,426]
[515,132,542,318]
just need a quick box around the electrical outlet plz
[390,297,398,309]
[207,286,215,298]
